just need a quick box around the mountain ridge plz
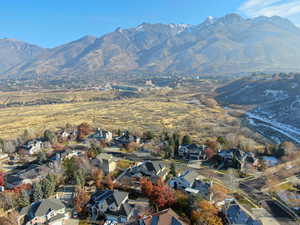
[2,14,300,79]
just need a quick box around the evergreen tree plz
[44,129,56,144]
[170,162,176,177]
[41,175,56,198]
[32,183,43,202]
[18,190,30,208]
[37,151,47,164]
[182,135,192,145]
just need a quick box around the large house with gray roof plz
[19,198,67,225]
[223,199,262,225]
[116,161,169,186]
[87,189,134,223]
[127,208,187,225]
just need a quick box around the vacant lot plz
[0,91,240,141]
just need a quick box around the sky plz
[1,0,300,48]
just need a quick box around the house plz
[117,161,169,186]
[94,153,117,175]
[6,162,61,189]
[56,127,78,142]
[178,144,207,160]
[127,208,187,225]
[169,170,199,190]
[223,199,262,225]
[19,198,67,225]
[89,128,113,142]
[215,149,256,170]
[114,131,141,146]
[19,139,47,155]
[87,189,134,223]
[169,170,212,200]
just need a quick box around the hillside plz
[216,73,300,144]
[0,38,46,73]
[2,14,300,79]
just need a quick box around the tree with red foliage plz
[77,122,92,140]
[0,171,4,186]
[140,177,153,197]
[150,182,175,211]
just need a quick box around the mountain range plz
[1,13,300,79]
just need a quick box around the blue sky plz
[1,0,300,48]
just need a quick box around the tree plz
[191,200,223,225]
[173,132,181,156]
[77,123,92,140]
[149,182,175,211]
[163,145,173,159]
[279,141,296,155]
[17,190,30,208]
[104,175,114,190]
[0,217,15,225]
[41,174,56,198]
[140,178,153,197]
[74,188,90,214]
[44,129,56,144]
[170,162,177,177]
[32,183,43,202]
[217,136,228,148]
[182,135,192,145]
[63,157,78,181]
[75,169,86,188]
[93,169,104,190]
[143,131,155,141]
[0,171,4,186]
[37,151,47,164]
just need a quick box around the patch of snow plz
[246,112,300,144]
[264,89,288,100]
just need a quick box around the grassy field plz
[0,91,240,141]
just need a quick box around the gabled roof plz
[113,190,128,206]
[21,199,65,217]
[139,208,187,225]
[225,201,262,225]
[181,170,199,184]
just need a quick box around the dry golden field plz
[0,91,241,142]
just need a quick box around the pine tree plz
[18,190,30,208]
[41,175,56,198]
[32,183,43,202]
[182,135,192,145]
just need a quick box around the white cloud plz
[239,0,300,18]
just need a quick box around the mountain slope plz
[216,73,300,144]
[2,14,300,78]
[0,38,46,73]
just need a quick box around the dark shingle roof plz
[226,202,262,225]
[34,199,65,217]
[182,170,198,184]
[113,190,128,206]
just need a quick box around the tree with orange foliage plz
[74,188,90,214]
[77,122,92,140]
[93,169,104,190]
[104,175,114,190]
[191,200,223,225]
[140,177,153,197]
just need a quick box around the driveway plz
[64,219,79,225]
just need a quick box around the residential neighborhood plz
[0,123,299,225]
